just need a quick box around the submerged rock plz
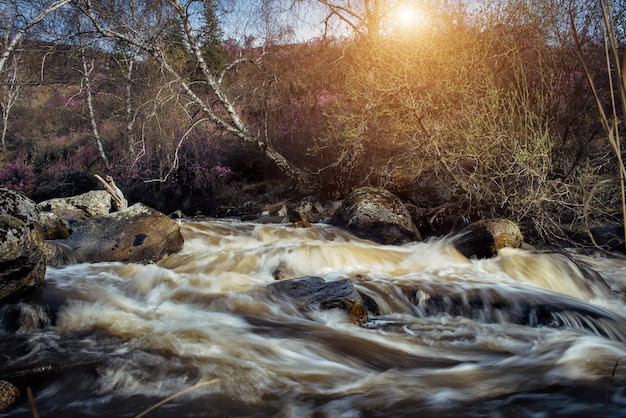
[50,203,184,264]
[268,276,369,324]
[0,380,19,411]
[406,281,626,341]
[0,188,46,301]
[331,187,421,245]
[452,218,523,259]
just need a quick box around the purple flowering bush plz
[175,131,234,191]
[0,162,36,195]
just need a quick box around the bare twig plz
[570,4,626,252]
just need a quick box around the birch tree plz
[79,42,110,168]
[0,53,19,161]
[316,0,384,38]
[0,0,72,160]
[0,0,73,74]
[77,0,314,189]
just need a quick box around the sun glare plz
[397,6,416,27]
[392,4,428,33]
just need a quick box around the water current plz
[3,219,626,417]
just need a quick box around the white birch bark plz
[0,56,20,159]
[80,45,110,168]
[80,0,312,188]
[0,0,72,74]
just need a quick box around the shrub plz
[0,162,36,195]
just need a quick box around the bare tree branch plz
[0,0,73,74]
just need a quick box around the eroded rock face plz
[0,188,46,301]
[53,203,184,264]
[331,187,421,245]
[452,218,523,259]
[268,276,369,324]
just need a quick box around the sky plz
[216,0,473,45]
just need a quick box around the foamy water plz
[2,219,626,417]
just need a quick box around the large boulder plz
[452,218,523,259]
[268,276,369,324]
[37,190,113,240]
[50,203,184,264]
[0,188,46,301]
[331,187,421,245]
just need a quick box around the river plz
[3,219,626,417]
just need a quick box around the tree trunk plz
[0,0,72,74]
[261,142,315,191]
[81,46,110,169]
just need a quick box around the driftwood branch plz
[95,174,128,211]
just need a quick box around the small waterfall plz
[357,280,626,341]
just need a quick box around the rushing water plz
[3,219,626,417]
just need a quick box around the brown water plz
[3,219,626,417]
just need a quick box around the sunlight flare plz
[388,2,430,35]
[396,5,416,27]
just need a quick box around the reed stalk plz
[134,379,219,418]
[571,0,626,252]
[27,387,39,418]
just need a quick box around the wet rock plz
[37,190,112,221]
[293,197,342,224]
[216,200,262,218]
[51,203,184,264]
[0,380,19,411]
[38,211,70,240]
[0,301,57,333]
[243,215,289,224]
[37,190,113,240]
[251,198,340,225]
[452,218,523,259]
[272,263,295,280]
[0,188,46,301]
[42,241,78,268]
[331,187,421,245]
[268,276,369,324]
[0,332,104,385]
[406,203,469,238]
[588,222,624,252]
[169,209,186,219]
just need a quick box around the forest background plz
[0,0,625,248]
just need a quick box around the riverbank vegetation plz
[0,0,624,249]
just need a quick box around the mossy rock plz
[452,219,523,259]
[0,188,46,301]
[0,380,19,411]
[331,187,421,245]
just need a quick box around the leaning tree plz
[76,0,314,189]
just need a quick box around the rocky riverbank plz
[0,183,593,412]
